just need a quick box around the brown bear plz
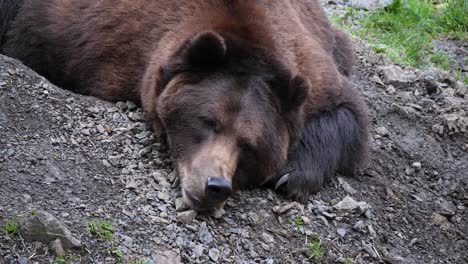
[1,0,368,210]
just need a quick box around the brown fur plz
[1,0,368,209]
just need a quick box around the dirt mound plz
[0,36,467,264]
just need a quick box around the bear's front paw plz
[275,167,328,203]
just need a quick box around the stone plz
[153,249,181,264]
[411,162,422,170]
[19,210,81,249]
[273,202,302,215]
[261,232,275,244]
[337,228,347,237]
[455,81,467,97]
[50,238,65,257]
[350,0,392,10]
[192,244,204,258]
[352,221,365,231]
[378,65,417,87]
[333,196,360,211]
[199,222,213,245]
[177,210,198,224]
[376,126,389,137]
[208,248,220,262]
[435,199,456,217]
[18,256,28,264]
[338,177,357,194]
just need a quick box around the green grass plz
[308,239,325,263]
[108,247,124,261]
[334,0,467,70]
[2,219,19,236]
[54,253,78,264]
[293,217,305,226]
[88,220,116,240]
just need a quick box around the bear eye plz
[240,142,255,153]
[198,116,218,132]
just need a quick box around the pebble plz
[376,126,389,137]
[435,199,456,217]
[18,257,28,264]
[177,210,198,224]
[19,210,82,249]
[208,248,220,262]
[411,162,422,170]
[261,232,275,244]
[50,238,65,256]
[337,228,347,237]
[333,196,360,211]
[199,222,214,245]
[273,202,302,215]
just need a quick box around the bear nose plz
[205,176,233,204]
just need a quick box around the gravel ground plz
[1,2,467,264]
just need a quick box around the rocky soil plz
[1,2,467,264]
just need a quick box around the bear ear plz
[182,31,227,68]
[182,31,227,67]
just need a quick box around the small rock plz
[411,162,422,170]
[376,126,389,137]
[338,177,357,194]
[126,101,138,110]
[18,256,28,264]
[157,191,171,202]
[273,202,302,215]
[19,210,81,249]
[378,65,417,87]
[146,191,158,201]
[116,101,127,111]
[455,81,467,97]
[175,197,189,211]
[192,244,204,258]
[333,196,359,211]
[386,85,396,94]
[22,194,32,203]
[154,249,181,264]
[261,232,275,244]
[177,210,198,225]
[352,221,365,231]
[199,222,213,244]
[208,248,220,262]
[435,199,456,217]
[212,208,225,219]
[337,228,347,237]
[369,75,385,86]
[50,238,65,257]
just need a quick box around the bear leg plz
[278,106,367,202]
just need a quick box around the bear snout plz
[182,176,232,211]
[205,176,233,203]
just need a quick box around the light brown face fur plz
[178,136,240,209]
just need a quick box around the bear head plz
[144,31,309,210]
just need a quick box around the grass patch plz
[308,239,325,263]
[108,247,124,261]
[293,217,305,226]
[88,220,115,240]
[2,219,19,236]
[334,0,467,70]
[54,253,78,264]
